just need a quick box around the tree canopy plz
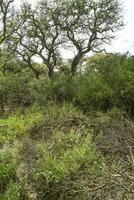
[1,0,123,77]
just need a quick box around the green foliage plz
[73,53,134,113]
[0,0,133,198]
[42,102,80,119]
[48,76,74,102]
[73,73,112,111]
[35,131,105,199]
[0,101,134,199]
[0,182,21,200]
[33,75,74,104]
[0,147,19,194]
[0,53,134,115]
[0,105,43,144]
[0,73,35,113]
[0,51,134,199]
[37,133,92,181]
[29,102,89,141]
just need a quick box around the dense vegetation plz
[0,0,134,199]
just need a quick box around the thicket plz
[0,0,134,199]
[0,53,134,116]
[0,53,134,199]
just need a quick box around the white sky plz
[14,0,134,59]
[107,0,134,55]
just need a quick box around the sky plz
[107,0,134,55]
[14,0,134,58]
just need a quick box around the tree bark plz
[71,53,83,76]
[28,62,40,79]
[48,66,54,78]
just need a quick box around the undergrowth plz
[0,103,134,199]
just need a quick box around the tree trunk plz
[28,63,40,79]
[48,67,54,78]
[34,71,40,79]
[71,53,83,76]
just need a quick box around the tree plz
[4,3,41,79]
[0,0,30,82]
[0,0,14,44]
[5,0,123,78]
[54,0,123,75]
[9,2,63,78]
[0,0,25,45]
[30,1,63,78]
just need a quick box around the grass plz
[0,103,134,199]
[0,105,43,144]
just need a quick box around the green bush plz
[33,75,75,105]
[0,53,133,115]
[73,73,112,111]
[85,53,134,114]
[0,73,39,113]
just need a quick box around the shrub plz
[85,53,134,114]
[73,73,112,111]
[0,73,39,114]
[29,102,90,140]
[34,131,105,200]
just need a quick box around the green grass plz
[0,182,22,200]
[34,130,106,199]
[0,146,20,193]
[0,105,43,144]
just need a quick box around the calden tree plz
[53,0,123,75]
[0,0,26,45]
[9,1,63,78]
[5,0,123,78]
